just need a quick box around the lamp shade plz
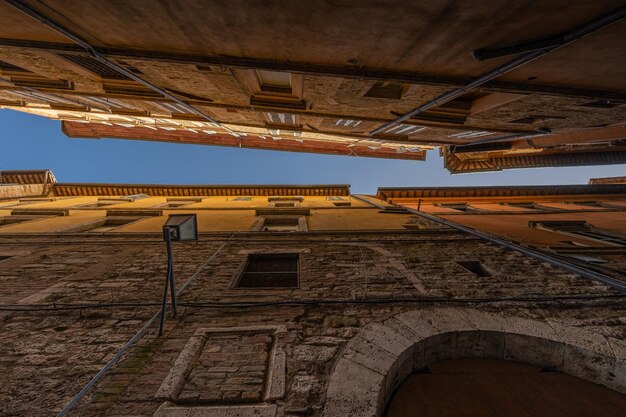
[163,214,198,241]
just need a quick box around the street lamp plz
[159,214,198,336]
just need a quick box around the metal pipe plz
[3,0,237,134]
[370,6,626,136]
[389,201,626,293]
[54,236,233,417]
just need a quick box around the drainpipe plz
[370,6,626,136]
[353,194,626,292]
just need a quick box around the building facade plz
[0,1,625,170]
[1,170,625,416]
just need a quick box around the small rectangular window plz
[579,100,620,109]
[0,216,47,226]
[274,202,296,208]
[438,203,474,212]
[82,217,145,233]
[333,202,351,207]
[59,53,128,79]
[568,201,603,207]
[232,196,252,201]
[256,70,292,93]
[79,199,129,208]
[268,196,304,202]
[235,253,299,288]
[336,119,362,127]
[457,261,491,277]
[364,81,407,99]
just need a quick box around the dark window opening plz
[11,78,72,90]
[364,81,407,100]
[59,54,128,79]
[457,261,491,277]
[569,201,603,207]
[438,203,474,212]
[508,115,566,124]
[580,100,620,109]
[0,215,50,226]
[79,199,129,208]
[509,117,537,124]
[503,202,553,211]
[268,196,304,202]
[567,254,607,263]
[530,221,626,246]
[0,60,28,72]
[232,196,252,201]
[235,253,299,288]
[274,202,296,208]
[256,70,292,94]
[82,217,146,233]
[333,202,351,207]
[262,216,301,231]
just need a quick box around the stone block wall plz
[0,231,623,417]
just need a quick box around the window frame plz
[233,253,300,289]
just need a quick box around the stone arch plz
[322,307,626,417]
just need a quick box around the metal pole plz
[158,229,173,336]
[166,230,178,318]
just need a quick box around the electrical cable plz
[2,293,623,312]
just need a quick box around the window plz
[457,261,491,277]
[364,81,407,99]
[508,115,566,124]
[567,201,604,207]
[78,199,130,208]
[262,217,301,231]
[579,100,620,109]
[379,124,428,136]
[274,202,295,208]
[336,119,362,127]
[437,203,476,212]
[235,253,299,288]
[0,215,48,226]
[415,92,524,124]
[157,198,201,208]
[123,194,150,201]
[332,202,351,207]
[502,202,554,211]
[256,70,292,93]
[81,217,146,233]
[232,196,252,201]
[265,112,297,126]
[239,69,305,110]
[567,254,607,263]
[59,54,127,79]
[268,196,304,202]
[530,221,626,246]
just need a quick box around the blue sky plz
[1,109,624,194]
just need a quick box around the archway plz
[323,308,626,417]
[386,357,626,417]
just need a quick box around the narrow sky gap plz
[1,110,624,193]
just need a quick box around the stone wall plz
[0,231,624,417]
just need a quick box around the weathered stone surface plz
[0,233,623,417]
